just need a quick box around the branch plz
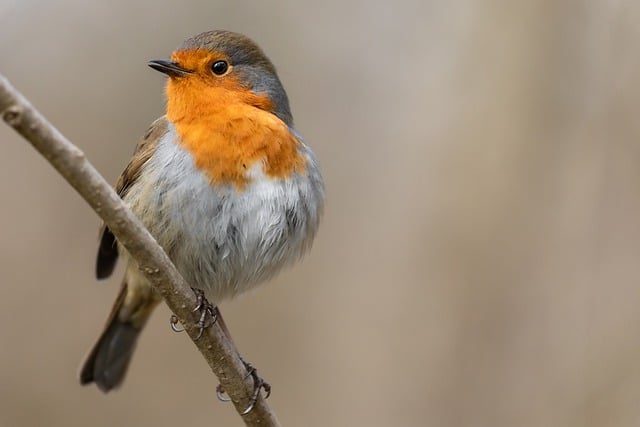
[0,73,281,427]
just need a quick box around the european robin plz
[79,30,325,394]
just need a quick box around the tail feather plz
[80,279,157,392]
[79,316,140,392]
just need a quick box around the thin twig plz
[0,73,281,427]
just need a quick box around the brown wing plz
[95,117,169,279]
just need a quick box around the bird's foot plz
[168,288,218,340]
[191,288,218,340]
[216,358,271,415]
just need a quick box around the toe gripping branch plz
[169,288,218,340]
[217,359,272,415]
[168,288,271,414]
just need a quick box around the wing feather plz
[95,117,168,279]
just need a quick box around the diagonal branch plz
[0,73,281,427]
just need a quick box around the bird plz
[79,30,324,395]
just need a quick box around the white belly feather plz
[123,124,324,302]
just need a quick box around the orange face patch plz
[165,49,306,188]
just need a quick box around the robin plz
[79,30,325,400]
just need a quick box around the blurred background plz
[2,1,640,426]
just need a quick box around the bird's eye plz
[211,60,229,75]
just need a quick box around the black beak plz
[148,59,192,77]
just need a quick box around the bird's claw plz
[241,365,271,415]
[169,314,184,332]
[193,288,206,312]
[168,289,218,339]
[216,359,271,415]
[216,384,232,402]
[191,288,218,340]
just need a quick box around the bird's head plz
[149,30,293,126]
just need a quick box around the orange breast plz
[165,73,306,189]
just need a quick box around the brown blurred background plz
[2,1,640,426]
